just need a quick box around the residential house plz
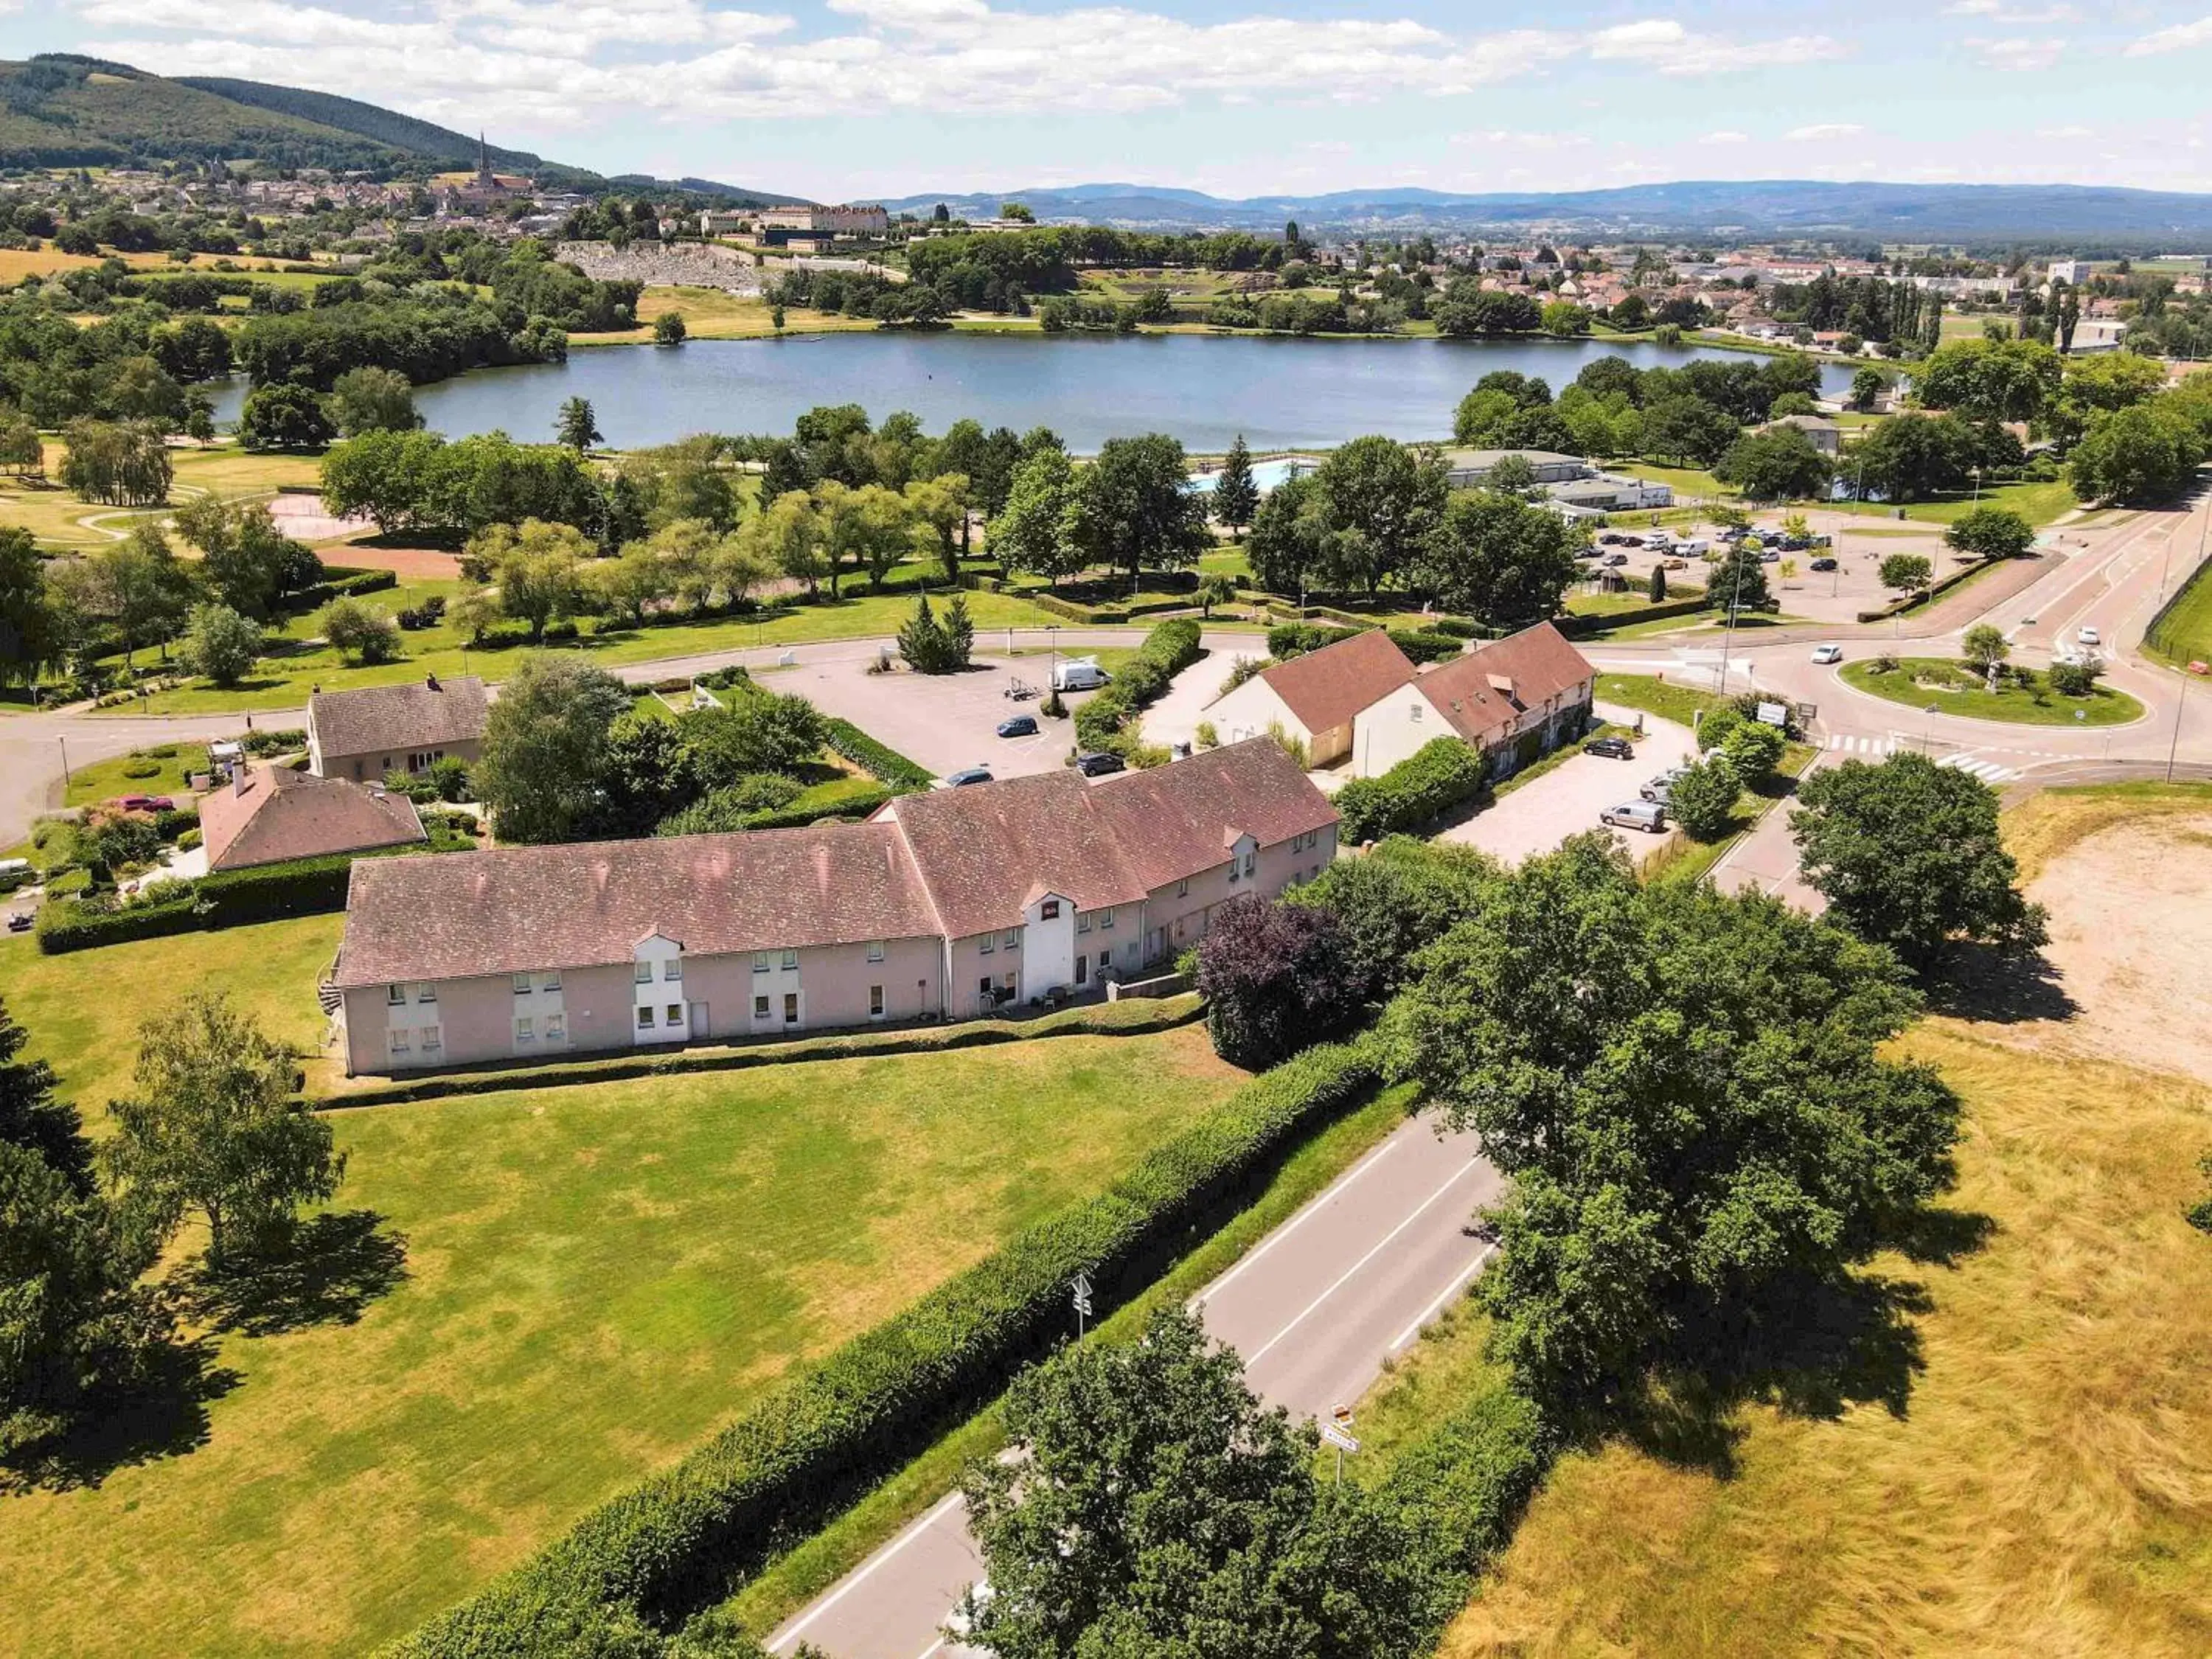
[307,674,488,782]
[1203,629,1418,768]
[330,739,1338,1074]
[200,764,426,874]
[1349,622,1596,782]
[1756,413,1843,456]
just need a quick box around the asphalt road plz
[766,1111,1498,1659]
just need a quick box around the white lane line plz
[1193,1138,1401,1308]
[915,1641,946,1659]
[1388,1243,1498,1353]
[1244,1158,1489,1368]
[769,1491,968,1652]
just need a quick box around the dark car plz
[1809,556,1838,571]
[116,793,175,813]
[995,714,1038,738]
[945,766,994,787]
[1582,735,1635,760]
[1074,750,1127,778]
[6,913,30,933]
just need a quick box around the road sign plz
[1070,1271,1093,1332]
[1795,701,1818,725]
[1756,700,1790,728]
[1321,1421,1361,1453]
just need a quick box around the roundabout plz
[1835,655,2148,728]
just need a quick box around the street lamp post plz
[2168,667,2191,783]
[57,734,70,786]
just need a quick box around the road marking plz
[1244,1158,1489,1367]
[768,1491,969,1652]
[1938,753,2021,782]
[1388,1243,1498,1352]
[1825,734,1895,755]
[1192,1138,1401,1307]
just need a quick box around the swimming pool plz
[1187,456,1317,495]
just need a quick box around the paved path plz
[768,1111,1498,1659]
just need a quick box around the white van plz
[1052,658,1111,692]
[1601,801,1669,833]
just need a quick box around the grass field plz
[56,741,215,809]
[1842,656,2146,726]
[0,1023,1250,1658]
[1591,671,1734,730]
[573,288,878,345]
[0,442,323,552]
[2146,552,2212,667]
[1438,1022,2212,1659]
[1565,583,1706,619]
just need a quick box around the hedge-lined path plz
[769,1110,1500,1659]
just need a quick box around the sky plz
[16,0,2212,201]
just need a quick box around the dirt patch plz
[2005,809,2212,1079]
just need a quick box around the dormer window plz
[1040,899,1061,920]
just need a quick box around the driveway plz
[1140,641,1267,751]
[1439,703,1698,864]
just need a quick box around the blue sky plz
[17,1,2212,201]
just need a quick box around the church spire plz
[477,130,491,185]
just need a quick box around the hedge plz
[35,837,469,953]
[1026,592,1196,626]
[1389,628,1466,664]
[1074,618,1203,754]
[386,1038,1383,1656]
[821,718,933,791]
[324,995,1204,1108]
[1554,592,1716,639]
[1333,737,1490,844]
[1384,1377,1551,1636]
[737,786,894,831]
[288,565,400,611]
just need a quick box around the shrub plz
[1265,622,1360,660]
[239,726,307,757]
[1194,893,1357,1067]
[1695,702,1744,751]
[177,828,203,851]
[1218,657,1265,696]
[1073,619,1202,754]
[120,758,160,779]
[428,756,473,803]
[1388,628,1464,665]
[1332,737,1489,844]
[821,717,933,792]
[322,597,401,665]
[389,1041,1382,1657]
[2047,658,2101,696]
[1721,720,1785,785]
[1668,754,1739,841]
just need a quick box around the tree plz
[1714,426,1833,501]
[653,310,687,345]
[1193,893,1355,1068]
[475,654,633,844]
[1709,543,1773,614]
[987,448,1082,584]
[237,383,335,452]
[1912,337,2062,424]
[446,586,501,644]
[1719,718,1784,786]
[91,521,196,665]
[320,597,401,665]
[592,714,708,838]
[326,366,421,437]
[897,592,959,673]
[0,526,60,692]
[1212,435,1260,540]
[105,994,342,1269]
[1379,835,1959,1413]
[742,489,829,597]
[678,691,826,782]
[471,518,590,641]
[961,1303,1441,1658]
[1066,434,1211,588]
[1245,472,1327,596]
[1944,505,2036,562]
[172,495,316,619]
[1961,623,2010,678]
[1848,366,1888,412]
[0,998,93,1196]
[555,396,603,454]
[1853,413,1975,502]
[942,590,975,668]
[58,419,171,507]
[815,481,914,594]
[1879,552,1933,599]
[1412,489,1581,626]
[177,602,262,688]
[0,416,46,478]
[2188,1151,2212,1237]
[1667,754,1739,840]
[1310,436,1450,596]
[585,543,676,627]
[1791,751,2049,970]
[1637,395,1739,467]
[1647,562,1667,604]
[2067,403,2205,506]
[904,474,970,582]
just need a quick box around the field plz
[1591,671,1734,731]
[573,288,879,345]
[1437,794,2212,1658]
[2146,552,2212,667]
[1841,655,2146,726]
[0,442,323,553]
[0,1021,1249,1658]
[57,741,216,810]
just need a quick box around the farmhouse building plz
[307,675,488,783]
[201,765,426,874]
[331,739,1337,1074]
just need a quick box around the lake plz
[216,332,1859,453]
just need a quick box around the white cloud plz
[1944,0,2077,19]
[1699,129,1749,144]
[2128,15,2212,55]
[1784,122,1864,140]
[2036,123,2093,138]
[1586,18,1847,76]
[1449,129,1591,150]
[1970,35,2066,71]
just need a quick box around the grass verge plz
[1840,656,2145,727]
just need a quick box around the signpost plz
[1756,700,1790,728]
[1071,1270,1093,1340]
[1322,1406,1360,1484]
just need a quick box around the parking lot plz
[763,650,1110,782]
[1577,512,1966,627]
[1439,704,1699,864]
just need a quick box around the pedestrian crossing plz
[1824,734,1895,756]
[1822,731,2023,782]
[1937,754,2023,783]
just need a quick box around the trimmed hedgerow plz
[821,717,934,792]
[386,1039,1382,1656]
[1333,737,1490,844]
[1073,618,1203,754]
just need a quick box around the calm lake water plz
[218,333,1857,453]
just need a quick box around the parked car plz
[1583,735,1635,759]
[116,794,175,813]
[2077,625,2101,646]
[1602,801,1669,833]
[1809,556,1838,571]
[1664,557,1690,571]
[1811,643,1845,664]
[1603,552,1629,567]
[1074,750,1127,778]
[1759,549,1781,563]
[1780,535,1812,552]
[1051,658,1111,692]
[945,766,994,787]
[995,714,1038,738]
[6,912,30,933]
[1640,768,1686,804]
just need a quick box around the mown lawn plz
[2147,553,2212,668]
[573,289,879,345]
[1590,672,1734,730]
[0,1023,1249,1658]
[58,741,215,810]
[1841,656,2146,726]
[1,442,321,553]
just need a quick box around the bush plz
[1332,737,1489,844]
[176,828,203,851]
[1194,892,1358,1068]
[1387,628,1465,665]
[120,758,160,779]
[322,597,401,665]
[1074,619,1203,754]
[389,1041,1382,1657]
[1694,702,1743,752]
[821,717,933,792]
[1668,754,1739,841]
[428,756,473,803]
[1266,622,1360,660]
[239,726,307,757]
[2047,658,2101,696]
[1721,720,1785,785]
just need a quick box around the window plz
[388,1029,411,1054]
[1100,907,1115,931]
[387,984,406,1006]
[781,949,798,971]
[1228,860,1240,884]
[543,1014,564,1042]
[979,933,994,954]
[541,970,560,992]
[514,973,532,995]
[866,939,885,963]
[753,951,771,974]
[754,994,771,1019]
[515,1017,535,1043]
[666,1003,684,1025]
[782,992,799,1025]
[664,959,683,982]
[869,985,885,1019]
[420,1026,442,1053]
[1244,851,1256,877]
[1040,899,1061,920]
[416,983,437,1004]
[1410,703,1423,723]
[1004,928,1021,950]
[979,976,993,998]
[1177,877,1189,898]
[1077,911,1092,933]
[636,1006,653,1029]
[633,961,653,985]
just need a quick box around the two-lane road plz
[768,1112,1499,1659]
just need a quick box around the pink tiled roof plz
[1413,622,1594,750]
[1088,738,1339,891]
[201,764,425,872]
[886,771,1147,939]
[1239,629,1416,735]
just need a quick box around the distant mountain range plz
[0,55,801,203]
[886,180,2212,242]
